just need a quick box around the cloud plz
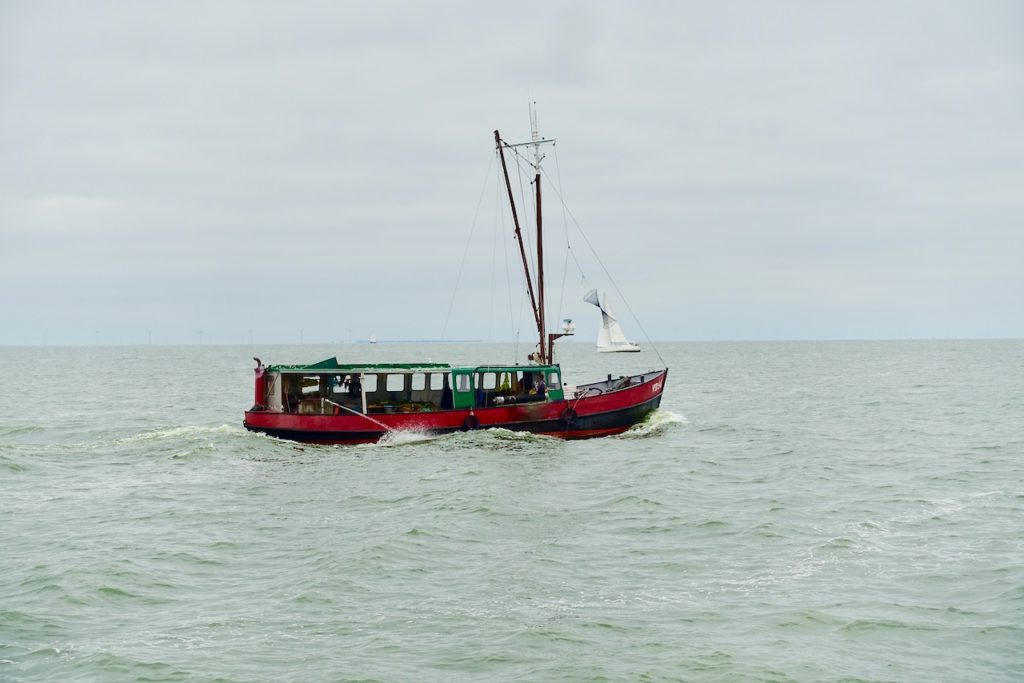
[1,1,1022,344]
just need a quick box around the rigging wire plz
[512,147,536,284]
[488,173,499,342]
[441,152,494,340]
[541,173,667,368]
[497,163,520,361]
[510,143,552,291]
[494,135,663,367]
[488,150,528,363]
[553,143,572,330]
[446,140,661,369]
[510,148,547,363]
[497,140,546,350]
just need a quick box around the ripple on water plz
[1,341,1021,681]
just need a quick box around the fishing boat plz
[243,118,667,445]
[584,289,641,353]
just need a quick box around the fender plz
[560,407,578,427]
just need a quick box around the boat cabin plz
[253,358,564,415]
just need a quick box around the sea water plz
[1,341,1021,682]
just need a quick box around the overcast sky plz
[1,1,1021,345]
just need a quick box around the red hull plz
[244,369,667,445]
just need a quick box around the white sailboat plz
[583,289,641,353]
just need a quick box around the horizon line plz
[1,337,1022,349]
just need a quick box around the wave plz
[619,409,687,439]
[0,452,33,472]
[0,425,45,437]
[369,429,444,448]
[112,424,248,445]
[278,412,671,451]
[2,424,251,453]
[483,427,559,442]
[356,426,557,451]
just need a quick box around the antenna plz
[529,101,546,171]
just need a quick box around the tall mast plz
[495,105,556,362]
[531,105,546,364]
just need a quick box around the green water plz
[1,341,1021,681]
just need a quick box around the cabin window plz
[386,374,405,391]
[329,374,357,395]
[480,373,497,390]
[456,374,471,392]
[517,371,532,391]
[430,373,444,390]
[362,374,378,392]
[411,373,426,391]
[301,375,322,396]
[547,372,561,389]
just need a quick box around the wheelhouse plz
[452,366,565,409]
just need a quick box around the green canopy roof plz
[266,357,563,375]
[268,357,452,373]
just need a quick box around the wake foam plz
[370,430,443,448]
[113,424,247,445]
[619,410,687,439]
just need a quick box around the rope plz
[512,148,536,280]
[542,174,667,368]
[506,143,545,357]
[488,172,499,342]
[499,178,522,363]
[324,399,391,432]
[493,139,664,368]
[441,153,494,340]
[553,144,570,331]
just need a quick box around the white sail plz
[583,289,641,353]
